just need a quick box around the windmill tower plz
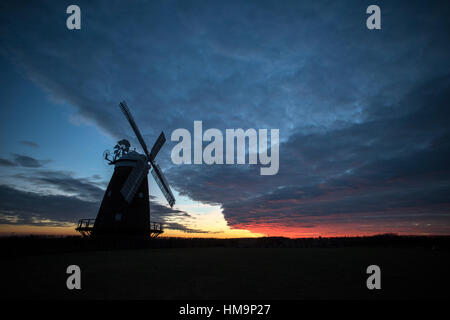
[76,101,175,238]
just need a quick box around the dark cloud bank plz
[0,170,195,232]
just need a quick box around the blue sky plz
[0,55,113,178]
[0,0,449,237]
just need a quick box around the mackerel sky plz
[0,0,449,237]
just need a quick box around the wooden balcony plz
[75,219,164,238]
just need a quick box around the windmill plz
[76,101,175,238]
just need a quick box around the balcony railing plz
[75,219,96,236]
[77,218,96,229]
[75,219,164,237]
[150,222,163,232]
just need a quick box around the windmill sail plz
[151,162,175,207]
[121,159,150,203]
[119,101,151,159]
[149,132,166,161]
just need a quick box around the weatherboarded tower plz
[93,152,150,237]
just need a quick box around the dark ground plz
[1,235,450,300]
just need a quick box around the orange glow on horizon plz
[0,224,264,238]
[0,224,78,236]
[2,222,447,238]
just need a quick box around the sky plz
[0,0,449,238]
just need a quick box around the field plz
[2,240,450,299]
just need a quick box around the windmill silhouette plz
[76,101,175,238]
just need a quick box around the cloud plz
[0,154,49,168]
[163,221,221,234]
[168,75,450,234]
[13,170,105,201]
[147,199,216,234]
[19,140,39,148]
[2,170,194,231]
[12,154,49,168]
[0,184,98,226]
[2,1,448,147]
[0,158,16,167]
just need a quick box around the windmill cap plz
[114,151,147,167]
